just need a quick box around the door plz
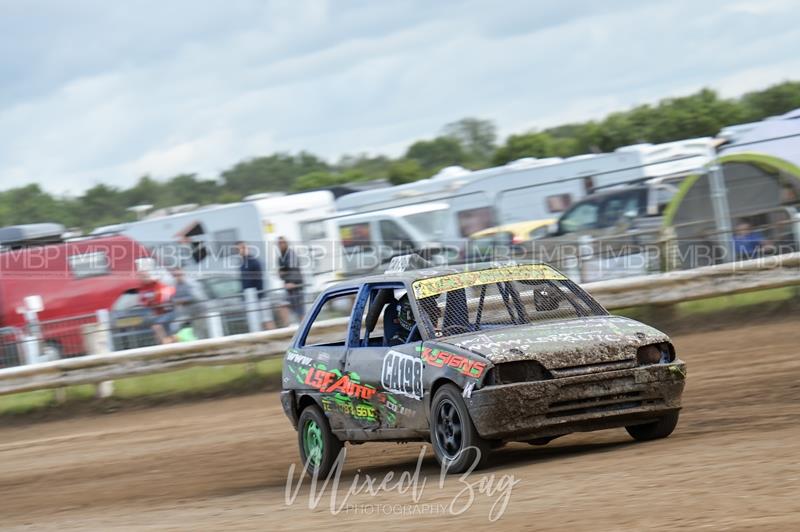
[344,283,426,438]
[287,288,357,432]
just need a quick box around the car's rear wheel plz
[626,410,680,441]
[430,384,490,473]
[297,404,343,478]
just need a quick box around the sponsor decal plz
[381,350,424,400]
[412,264,565,298]
[419,346,486,379]
[305,367,377,400]
[381,395,416,418]
[322,396,377,422]
[286,350,313,366]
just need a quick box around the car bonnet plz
[440,316,670,370]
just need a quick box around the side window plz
[379,220,414,252]
[457,207,495,237]
[355,285,416,347]
[559,202,599,234]
[653,185,677,214]
[546,193,573,213]
[599,193,641,228]
[69,251,110,279]
[212,229,239,257]
[340,223,372,251]
[301,291,357,347]
[300,220,327,241]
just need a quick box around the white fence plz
[0,253,798,398]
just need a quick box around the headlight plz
[485,360,552,385]
[637,342,674,365]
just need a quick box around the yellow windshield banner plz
[412,264,566,299]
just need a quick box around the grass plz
[0,358,282,416]
[1,286,797,418]
[614,286,798,322]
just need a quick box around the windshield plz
[404,209,449,240]
[411,265,607,338]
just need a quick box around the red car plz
[0,235,158,360]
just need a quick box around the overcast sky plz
[1,0,798,195]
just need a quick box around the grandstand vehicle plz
[280,257,686,477]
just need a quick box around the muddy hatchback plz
[281,259,686,476]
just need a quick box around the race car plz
[280,258,686,476]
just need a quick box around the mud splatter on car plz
[281,258,685,476]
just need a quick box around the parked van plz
[0,233,155,359]
[334,203,453,275]
[328,139,715,277]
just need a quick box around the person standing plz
[277,236,305,321]
[236,241,276,330]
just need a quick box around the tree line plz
[2,80,799,231]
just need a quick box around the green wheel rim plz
[303,419,324,467]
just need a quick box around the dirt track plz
[1,320,799,530]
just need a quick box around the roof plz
[0,223,65,248]
[719,108,800,167]
[336,202,450,223]
[329,260,565,293]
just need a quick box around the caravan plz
[92,191,340,296]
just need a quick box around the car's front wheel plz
[430,384,490,474]
[626,410,680,441]
[297,404,343,478]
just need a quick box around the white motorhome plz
[245,190,339,291]
[92,202,268,287]
[92,192,341,295]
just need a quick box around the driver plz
[388,294,416,345]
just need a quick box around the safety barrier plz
[0,252,797,397]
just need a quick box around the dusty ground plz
[1,319,798,531]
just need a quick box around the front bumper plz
[466,362,686,440]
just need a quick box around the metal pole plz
[244,288,262,333]
[95,309,114,353]
[206,311,224,338]
[708,158,734,262]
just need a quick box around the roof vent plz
[431,166,471,180]
[385,254,432,274]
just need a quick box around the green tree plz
[76,184,129,227]
[442,117,497,165]
[740,81,800,122]
[388,158,426,185]
[123,175,162,208]
[405,136,466,171]
[221,151,330,195]
[292,169,370,192]
[336,154,393,180]
[492,131,557,165]
[0,184,67,226]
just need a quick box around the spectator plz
[732,221,764,260]
[168,267,199,342]
[277,236,305,322]
[137,270,175,344]
[236,241,277,330]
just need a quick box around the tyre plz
[626,410,680,441]
[297,404,343,478]
[430,384,490,474]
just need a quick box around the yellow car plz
[469,219,555,246]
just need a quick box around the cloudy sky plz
[1,0,798,194]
